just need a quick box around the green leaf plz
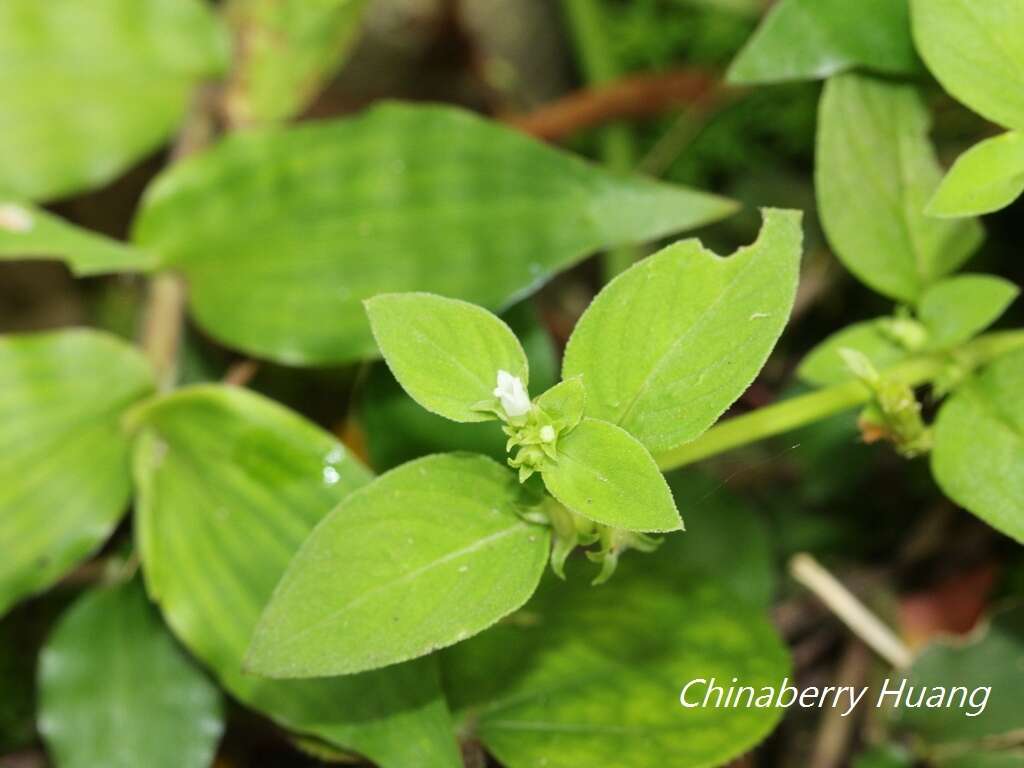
[932,349,1024,542]
[893,606,1024,746]
[443,539,790,768]
[728,0,918,84]
[910,0,1024,131]
[816,73,984,302]
[246,453,551,678]
[928,132,1024,217]
[361,302,558,471]
[0,203,155,275]
[38,581,223,768]
[536,376,586,432]
[798,319,912,386]
[0,0,228,202]
[563,208,802,453]
[224,0,369,125]
[132,386,461,768]
[918,275,1019,348]
[0,330,154,617]
[366,293,528,423]
[542,418,681,532]
[133,103,739,365]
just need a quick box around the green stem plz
[559,0,638,280]
[656,330,1024,470]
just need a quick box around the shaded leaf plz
[928,132,1024,217]
[0,330,154,617]
[0,0,227,202]
[911,0,1024,131]
[816,73,983,302]
[443,538,790,768]
[542,418,681,532]
[225,0,369,125]
[133,103,738,364]
[918,275,1019,348]
[366,293,528,423]
[932,349,1024,542]
[563,208,802,453]
[38,581,223,768]
[798,319,911,386]
[0,203,155,275]
[728,0,917,84]
[246,453,551,677]
[133,385,461,768]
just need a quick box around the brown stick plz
[501,69,727,142]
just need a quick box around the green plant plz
[2,0,1023,766]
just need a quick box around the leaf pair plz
[244,209,804,680]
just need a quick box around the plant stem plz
[559,0,638,280]
[656,329,1024,470]
[790,553,913,670]
[139,88,216,391]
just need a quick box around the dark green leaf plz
[133,386,461,768]
[816,73,983,302]
[0,330,154,617]
[133,103,738,364]
[38,581,223,768]
[728,0,917,84]
[246,453,551,677]
[0,0,228,201]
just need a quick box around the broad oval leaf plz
[0,203,155,275]
[0,0,227,202]
[0,329,154,617]
[246,453,551,678]
[816,73,984,303]
[911,0,1024,132]
[918,275,1019,348]
[798,319,911,386]
[38,581,223,768]
[542,418,682,532]
[224,0,369,126]
[443,538,790,768]
[366,293,528,423]
[928,132,1024,218]
[132,385,461,768]
[932,349,1024,542]
[133,102,738,365]
[728,0,918,84]
[360,302,558,471]
[563,208,802,453]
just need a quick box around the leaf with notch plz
[365,293,528,423]
[133,385,461,768]
[563,208,802,454]
[542,418,682,533]
[133,102,738,365]
[246,453,551,678]
[0,329,154,618]
[816,73,984,303]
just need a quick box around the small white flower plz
[0,203,33,233]
[493,370,531,418]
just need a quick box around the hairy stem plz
[657,330,1024,470]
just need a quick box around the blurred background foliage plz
[2,0,1023,766]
